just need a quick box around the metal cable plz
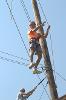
[5,0,29,57]
[38,81,48,100]
[38,90,44,100]
[0,50,29,61]
[55,71,66,82]
[11,0,14,19]
[36,74,51,100]
[44,66,66,83]
[20,0,31,23]
[37,0,49,25]
[0,55,28,66]
[49,34,56,80]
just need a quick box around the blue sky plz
[0,0,66,100]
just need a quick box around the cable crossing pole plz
[32,0,58,100]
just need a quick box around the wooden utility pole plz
[32,0,58,100]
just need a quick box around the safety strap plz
[34,77,46,89]
[29,39,39,44]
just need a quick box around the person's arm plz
[33,21,46,32]
[20,93,29,99]
[35,25,50,39]
[44,25,50,38]
[27,87,36,94]
[23,87,36,98]
[22,92,31,98]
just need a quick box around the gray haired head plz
[29,21,36,26]
[20,88,25,92]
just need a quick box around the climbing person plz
[16,87,36,100]
[27,21,50,74]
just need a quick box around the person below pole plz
[16,87,36,100]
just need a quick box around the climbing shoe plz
[29,62,35,69]
[32,69,42,74]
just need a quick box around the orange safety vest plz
[27,30,40,40]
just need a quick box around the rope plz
[0,55,28,66]
[35,77,46,88]
[0,50,29,61]
[20,0,31,23]
[5,0,29,57]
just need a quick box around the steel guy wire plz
[5,0,29,57]
[11,0,14,19]
[55,71,66,82]
[49,34,56,80]
[0,55,28,66]
[37,0,49,25]
[43,66,66,83]
[38,90,44,100]
[0,50,29,61]
[36,74,51,100]
[20,0,31,23]
[38,81,48,100]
